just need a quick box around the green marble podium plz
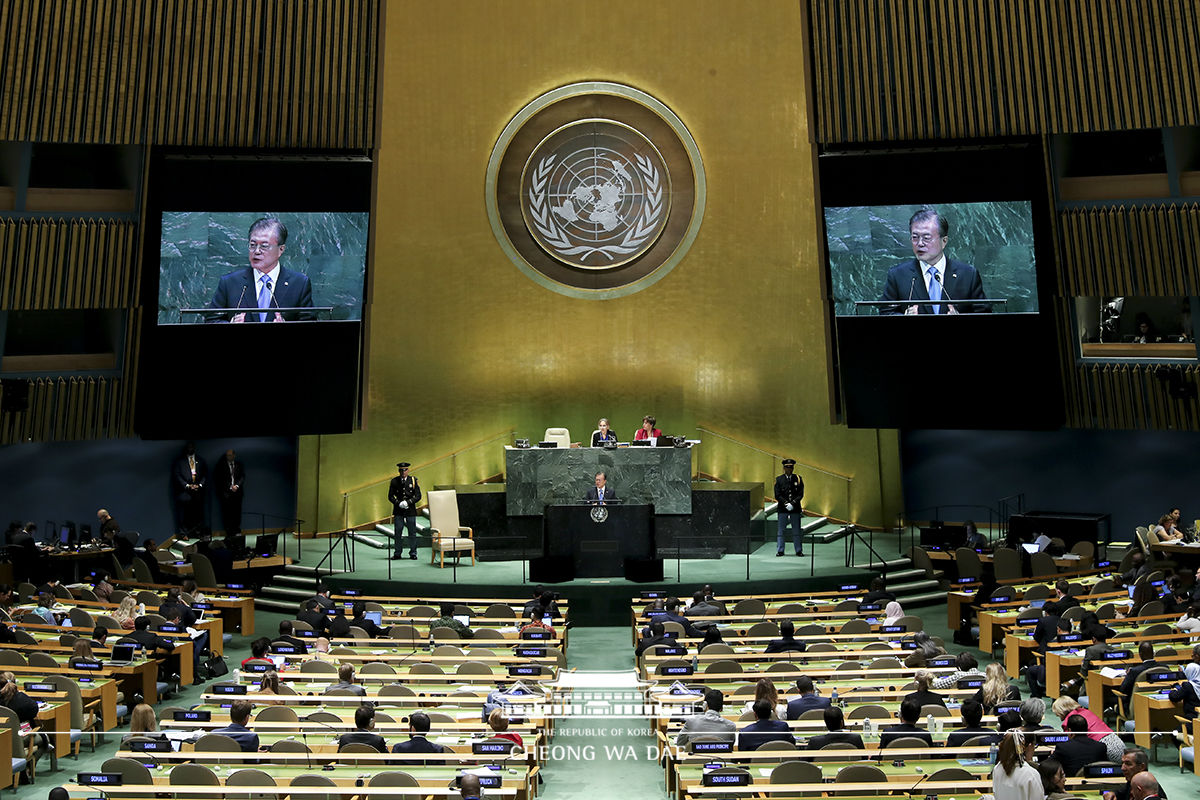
[504,445,694,516]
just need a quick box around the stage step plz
[808,523,854,544]
[852,557,912,571]
[901,590,951,606]
[254,597,303,613]
[254,563,348,613]
[352,531,390,549]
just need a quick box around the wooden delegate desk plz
[0,727,9,789]
[1082,652,1195,719]
[1132,687,1183,748]
[177,708,543,739]
[33,698,71,757]
[18,596,231,649]
[63,782,521,800]
[946,568,1113,630]
[39,675,119,732]
[110,580,253,639]
[1003,620,1195,678]
[544,503,654,579]
[1151,540,1200,566]
[505,443,694,516]
[674,756,994,799]
[160,553,292,577]
[43,544,117,581]
[1039,630,1200,692]
[663,745,1058,799]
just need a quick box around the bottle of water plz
[830,687,838,706]
[691,653,699,673]
[988,740,999,764]
[429,631,434,651]
[926,713,935,732]
[933,715,944,735]
[862,716,873,737]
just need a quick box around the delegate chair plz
[427,490,475,568]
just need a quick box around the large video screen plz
[826,201,1037,316]
[158,211,367,324]
[820,141,1062,430]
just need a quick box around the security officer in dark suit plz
[774,458,804,556]
[388,462,422,560]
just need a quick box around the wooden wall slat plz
[0,0,378,147]
[809,0,1200,142]
[1059,204,1200,298]
[0,219,138,310]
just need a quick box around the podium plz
[542,503,655,579]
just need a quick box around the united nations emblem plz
[487,82,705,299]
[589,505,609,523]
[522,121,670,269]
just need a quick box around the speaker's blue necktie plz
[927,266,941,314]
[257,275,272,322]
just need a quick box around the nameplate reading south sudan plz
[702,770,746,786]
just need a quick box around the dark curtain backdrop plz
[900,429,1200,539]
[0,437,297,543]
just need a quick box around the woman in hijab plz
[1168,662,1200,719]
[882,601,905,626]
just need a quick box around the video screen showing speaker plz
[158,211,367,325]
[821,140,1062,430]
[827,201,1037,317]
[136,151,372,439]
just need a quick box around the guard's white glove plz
[399,500,409,509]
[785,503,794,512]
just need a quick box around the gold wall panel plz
[0,0,378,147]
[297,0,903,534]
[808,0,1200,143]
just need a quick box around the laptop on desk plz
[109,643,137,665]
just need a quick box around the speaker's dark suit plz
[880,257,987,314]
[584,486,618,504]
[206,266,315,321]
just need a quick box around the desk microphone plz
[223,283,247,322]
[899,274,916,315]
[906,770,932,796]
[269,285,283,321]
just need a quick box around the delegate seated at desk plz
[584,471,618,505]
[591,418,617,447]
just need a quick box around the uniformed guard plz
[774,458,805,556]
[388,462,422,560]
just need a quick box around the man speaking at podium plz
[584,471,618,505]
[879,209,986,315]
[207,217,315,322]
